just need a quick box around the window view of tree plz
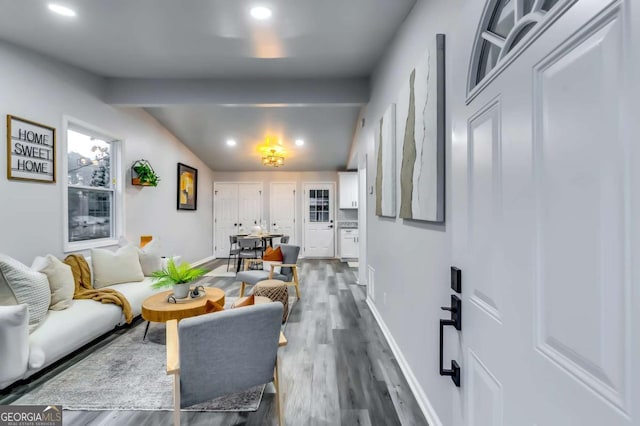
[67,129,114,243]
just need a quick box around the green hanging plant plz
[132,159,160,187]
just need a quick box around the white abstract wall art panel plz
[398,33,445,222]
[375,103,396,217]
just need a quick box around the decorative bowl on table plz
[167,285,206,304]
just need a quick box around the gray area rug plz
[15,295,297,412]
[14,322,265,411]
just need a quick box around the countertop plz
[337,220,358,229]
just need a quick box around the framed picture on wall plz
[177,162,197,210]
[7,115,56,183]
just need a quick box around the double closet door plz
[214,182,263,258]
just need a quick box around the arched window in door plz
[468,0,566,97]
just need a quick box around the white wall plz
[351,0,463,424]
[211,170,357,254]
[0,41,214,264]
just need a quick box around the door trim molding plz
[366,297,443,426]
[358,158,367,285]
[301,181,337,258]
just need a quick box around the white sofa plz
[0,261,167,390]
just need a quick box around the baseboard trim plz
[366,297,443,426]
[191,255,215,267]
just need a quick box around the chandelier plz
[262,148,285,167]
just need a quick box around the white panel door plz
[270,182,296,245]
[303,183,335,258]
[452,1,638,425]
[237,183,262,234]
[214,183,238,259]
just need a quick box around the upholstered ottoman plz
[254,279,289,323]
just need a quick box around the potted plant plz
[151,259,207,299]
[132,159,160,187]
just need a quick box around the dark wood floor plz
[18,259,428,426]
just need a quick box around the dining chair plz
[226,235,241,272]
[237,237,262,271]
[166,303,287,426]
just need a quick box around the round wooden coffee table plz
[141,287,225,340]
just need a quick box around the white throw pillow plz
[0,270,18,306]
[91,245,144,288]
[32,255,75,310]
[262,261,282,274]
[138,238,162,276]
[0,254,50,332]
[0,304,29,385]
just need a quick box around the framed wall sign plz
[177,162,197,210]
[7,115,56,183]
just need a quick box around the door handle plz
[234,223,237,226]
[254,220,257,225]
[273,223,276,226]
[328,225,333,228]
[439,295,461,387]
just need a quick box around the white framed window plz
[62,117,123,252]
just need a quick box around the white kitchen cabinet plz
[340,229,359,258]
[338,172,358,209]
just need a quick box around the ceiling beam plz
[103,77,370,106]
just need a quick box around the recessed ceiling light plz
[250,6,272,20]
[226,139,237,147]
[48,3,76,17]
[295,139,305,146]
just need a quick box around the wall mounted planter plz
[131,159,160,187]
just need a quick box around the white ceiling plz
[145,105,361,171]
[0,0,417,171]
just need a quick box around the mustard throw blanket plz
[64,254,134,324]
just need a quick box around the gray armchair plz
[166,303,287,426]
[236,244,301,299]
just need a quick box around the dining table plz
[234,233,284,272]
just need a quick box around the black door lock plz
[441,294,461,330]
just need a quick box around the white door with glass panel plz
[270,182,296,245]
[214,182,262,258]
[303,183,335,258]
[450,1,639,425]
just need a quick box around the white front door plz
[214,183,238,258]
[270,182,297,245]
[237,183,263,234]
[303,183,335,258]
[451,1,638,425]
